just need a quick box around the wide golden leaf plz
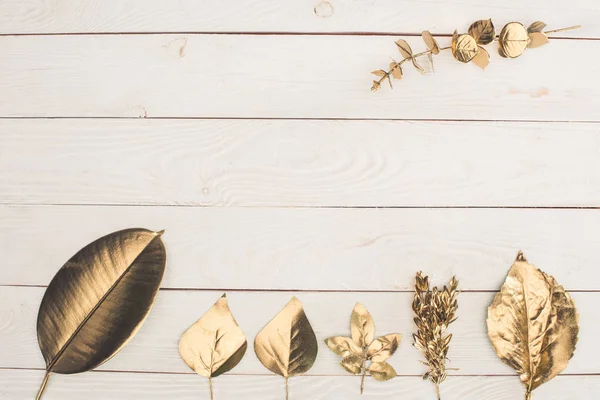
[395,39,413,59]
[452,30,479,63]
[36,228,167,398]
[499,22,529,58]
[179,294,247,378]
[254,297,318,378]
[422,31,440,54]
[351,302,375,348]
[341,354,363,375]
[325,336,361,358]
[368,333,402,362]
[369,362,397,381]
[528,32,549,49]
[487,252,579,400]
[468,19,496,45]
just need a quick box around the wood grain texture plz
[0,369,597,400]
[0,0,594,37]
[1,288,597,376]
[0,35,598,120]
[2,119,600,207]
[1,205,599,291]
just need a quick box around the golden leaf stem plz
[374,46,452,88]
[359,348,368,394]
[285,377,289,400]
[435,383,441,400]
[209,376,214,400]
[544,25,582,35]
[525,391,532,400]
[35,371,50,400]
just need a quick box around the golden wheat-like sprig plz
[372,20,581,91]
[413,272,459,400]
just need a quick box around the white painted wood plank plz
[0,288,596,376]
[0,35,598,120]
[2,119,600,207]
[1,370,597,400]
[1,206,599,290]
[0,0,594,37]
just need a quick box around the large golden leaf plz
[254,297,318,398]
[487,252,579,400]
[468,19,496,45]
[36,228,167,399]
[498,22,529,58]
[452,30,479,63]
[351,302,375,348]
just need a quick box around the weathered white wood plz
[2,119,600,207]
[0,288,596,376]
[0,35,598,120]
[1,205,599,290]
[0,0,594,37]
[1,369,597,400]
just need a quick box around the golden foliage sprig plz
[371,19,581,91]
[325,303,402,394]
[413,272,459,400]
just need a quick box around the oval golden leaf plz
[389,62,403,80]
[395,39,413,59]
[254,297,318,377]
[325,336,361,358]
[340,354,363,375]
[499,22,529,58]
[528,32,549,49]
[368,333,402,363]
[528,21,547,34]
[472,46,490,70]
[452,31,479,63]
[37,228,167,375]
[487,252,579,397]
[351,302,375,348]
[369,362,397,381]
[421,31,440,54]
[468,19,496,45]
[179,294,247,378]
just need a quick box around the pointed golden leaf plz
[36,228,167,399]
[528,21,547,34]
[487,252,579,400]
[422,31,440,54]
[389,62,403,79]
[179,294,247,378]
[528,32,549,48]
[395,39,413,59]
[341,354,363,375]
[325,336,361,358]
[351,302,375,348]
[369,362,397,381]
[371,69,386,77]
[499,22,529,58]
[452,30,479,63]
[368,334,402,362]
[472,46,490,70]
[468,18,496,45]
[254,297,318,378]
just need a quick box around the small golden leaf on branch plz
[499,22,529,58]
[452,30,479,63]
[325,303,402,394]
[527,32,549,48]
[372,70,386,77]
[395,39,413,59]
[389,62,403,79]
[487,251,579,400]
[468,19,496,45]
[472,46,490,70]
[528,21,547,33]
[422,31,440,54]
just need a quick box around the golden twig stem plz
[544,25,582,35]
[375,46,451,88]
[285,377,289,400]
[525,391,532,400]
[209,376,214,400]
[435,383,441,400]
[359,349,368,394]
[35,372,50,400]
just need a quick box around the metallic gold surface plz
[254,297,318,400]
[371,21,580,91]
[487,252,579,400]
[413,273,459,400]
[35,228,167,399]
[325,303,401,394]
[179,294,247,400]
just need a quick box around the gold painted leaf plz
[528,32,549,48]
[472,46,490,70]
[468,19,496,45]
[499,22,529,58]
[371,69,386,77]
[36,228,167,399]
[452,30,479,63]
[528,21,547,34]
[389,62,403,79]
[254,297,318,378]
[351,302,375,348]
[395,39,413,59]
[179,294,247,378]
[487,252,579,400]
[341,354,363,375]
[422,31,440,55]
[368,334,402,363]
[325,336,361,358]
[369,362,397,381]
